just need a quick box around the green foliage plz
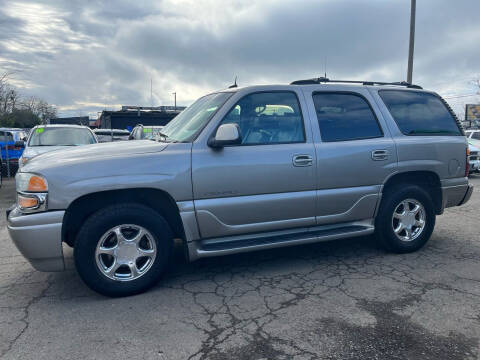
[0,109,42,128]
[0,71,56,129]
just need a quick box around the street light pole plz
[173,92,176,111]
[407,0,416,84]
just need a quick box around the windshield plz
[29,127,97,146]
[160,92,233,142]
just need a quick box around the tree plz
[0,71,56,128]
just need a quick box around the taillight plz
[465,147,470,177]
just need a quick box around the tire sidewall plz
[376,185,435,253]
[74,204,172,297]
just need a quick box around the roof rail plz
[290,77,422,89]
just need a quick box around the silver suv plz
[7,79,473,296]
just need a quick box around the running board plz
[188,221,374,261]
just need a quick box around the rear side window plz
[472,132,480,140]
[312,92,383,142]
[379,90,462,136]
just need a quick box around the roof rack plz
[290,77,422,89]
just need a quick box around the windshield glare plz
[29,127,97,146]
[160,92,233,142]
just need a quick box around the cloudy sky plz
[1,0,479,118]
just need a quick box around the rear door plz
[303,87,397,225]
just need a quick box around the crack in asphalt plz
[0,274,53,358]
[159,237,480,359]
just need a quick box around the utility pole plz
[172,92,176,111]
[150,78,153,107]
[407,0,416,84]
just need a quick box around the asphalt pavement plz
[1,176,479,359]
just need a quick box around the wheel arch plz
[62,188,186,247]
[382,171,442,214]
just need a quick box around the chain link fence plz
[1,132,20,178]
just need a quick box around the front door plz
[192,90,317,239]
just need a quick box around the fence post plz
[3,132,10,178]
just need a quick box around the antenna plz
[228,76,238,88]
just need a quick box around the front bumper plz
[441,178,473,210]
[7,207,65,271]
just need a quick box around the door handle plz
[371,149,389,161]
[293,154,313,167]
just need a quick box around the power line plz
[443,93,479,99]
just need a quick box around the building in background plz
[464,104,480,129]
[96,106,186,130]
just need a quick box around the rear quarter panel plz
[368,88,468,180]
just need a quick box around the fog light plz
[17,193,47,213]
[18,195,39,209]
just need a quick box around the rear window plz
[379,90,462,136]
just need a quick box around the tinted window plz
[472,132,480,140]
[0,131,14,142]
[379,90,461,135]
[221,91,305,145]
[312,93,382,142]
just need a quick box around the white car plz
[468,142,480,174]
[19,125,97,168]
[465,129,480,141]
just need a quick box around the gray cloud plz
[1,0,479,117]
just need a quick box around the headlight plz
[16,172,48,192]
[15,173,48,213]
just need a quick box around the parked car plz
[7,79,473,297]
[468,143,480,173]
[19,125,97,168]
[465,129,480,140]
[129,125,164,140]
[94,129,130,143]
[0,128,28,172]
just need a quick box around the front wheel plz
[375,185,435,253]
[74,204,173,297]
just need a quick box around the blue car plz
[0,128,28,174]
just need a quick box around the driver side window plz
[220,91,305,145]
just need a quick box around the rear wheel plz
[375,185,435,253]
[74,203,172,297]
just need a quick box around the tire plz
[74,203,173,297]
[375,184,435,253]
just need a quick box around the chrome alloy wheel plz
[95,224,157,281]
[392,198,426,242]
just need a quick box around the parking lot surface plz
[1,176,479,359]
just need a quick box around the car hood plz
[22,140,169,172]
[23,145,75,158]
[469,142,480,152]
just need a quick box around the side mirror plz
[208,123,242,148]
[128,135,134,140]
[14,140,24,148]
